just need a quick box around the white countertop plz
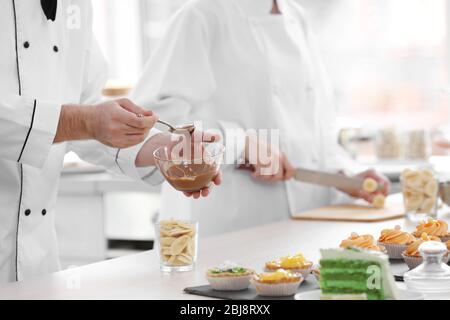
[4,215,449,300]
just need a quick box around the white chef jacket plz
[0,0,160,283]
[132,0,356,236]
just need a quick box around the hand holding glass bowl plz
[153,129,224,198]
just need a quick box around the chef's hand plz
[184,172,222,199]
[243,136,296,182]
[87,99,158,148]
[135,130,222,199]
[54,99,158,148]
[340,169,391,202]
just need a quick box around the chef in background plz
[132,0,390,236]
[0,0,219,283]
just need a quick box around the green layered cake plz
[319,248,399,300]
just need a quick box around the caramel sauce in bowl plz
[154,142,224,192]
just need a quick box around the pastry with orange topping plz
[401,233,448,269]
[377,225,416,259]
[413,219,450,242]
[340,232,386,252]
[265,252,313,279]
[251,269,303,297]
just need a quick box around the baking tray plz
[184,276,319,300]
[185,261,411,300]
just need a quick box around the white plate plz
[294,289,424,300]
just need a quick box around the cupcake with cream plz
[377,225,416,259]
[265,252,313,279]
[340,232,386,252]
[401,233,448,269]
[413,219,450,242]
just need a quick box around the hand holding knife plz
[240,163,390,204]
[294,168,382,192]
[294,167,390,205]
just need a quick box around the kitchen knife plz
[294,167,364,192]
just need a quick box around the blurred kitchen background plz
[59,0,450,268]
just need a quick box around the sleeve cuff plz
[115,128,164,185]
[19,99,61,168]
[218,120,246,166]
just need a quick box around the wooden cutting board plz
[292,197,405,222]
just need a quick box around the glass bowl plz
[153,141,224,192]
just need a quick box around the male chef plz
[0,0,220,283]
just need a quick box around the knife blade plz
[294,167,364,192]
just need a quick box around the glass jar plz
[375,128,403,160]
[404,129,432,161]
[438,180,450,215]
[401,169,439,221]
[155,220,198,273]
[404,241,450,295]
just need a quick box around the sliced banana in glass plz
[404,193,424,211]
[424,180,438,197]
[168,255,178,265]
[420,169,434,182]
[177,253,193,264]
[160,236,176,246]
[158,219,197,267]
[168,228,192,237]
[404,176,423,189]
[186,238,195,256]
[170,235,190,256]
[420,197,436,213]
[402,169,420,180]
[176,221,193,230]
[401,169,438,214]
